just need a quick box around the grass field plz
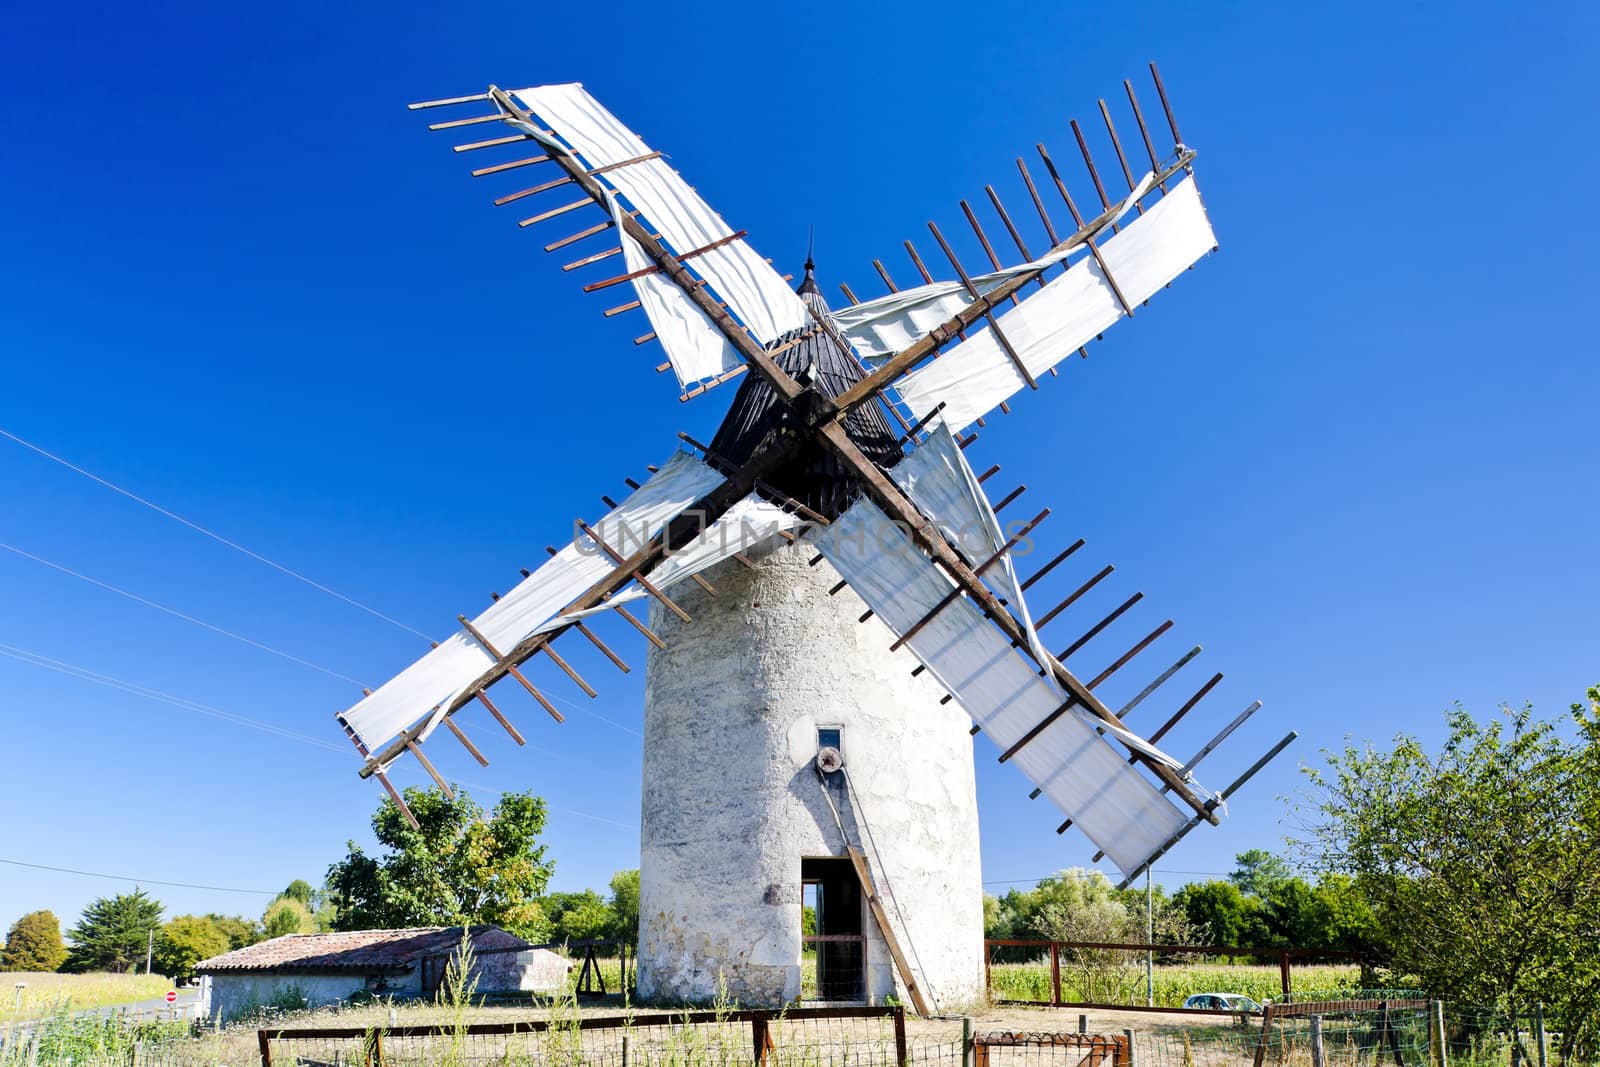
[0,971,171,1023]
[987,961,1365,1006]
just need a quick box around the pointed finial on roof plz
[798,226,821,298]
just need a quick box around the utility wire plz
[0,430,648,740]
[0,426,435,642]
[0,858,277,895]
[2,538,643,738]
[0,641,638,831]
[0,427,661,744]
[0,641,344,751]
[0,541,369,688]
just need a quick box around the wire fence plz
[2,995,1587,1067]
[261,1005,912,1067]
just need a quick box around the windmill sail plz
[841,175,1215,432]
[829,172,1152,362]
[507,84,809,384]
[813,498,1189,876]
[339,450,723,758]
[384,65,1293,870]
[888,423,1049,669]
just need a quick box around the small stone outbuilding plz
[196,926,569,1021]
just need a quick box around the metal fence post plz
[963,1016,974,1067]
[623,1034,631,1067]
[752,1014,770,1067]
[1533,1005,1547,1067]
[1079,1014,1088,1034]
[1050,943,1062,1007]
[1124,1028,1136,1067]
[1310,1016,1324,1067]
[1431,1001,1447,1067]
[893,1005,908,1067]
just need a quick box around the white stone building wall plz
[638,537,985,1009]
[207,971,420,1022]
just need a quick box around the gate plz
[974,1031,1131,1067]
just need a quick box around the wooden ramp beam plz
[846,846,931,1017]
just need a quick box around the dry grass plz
[0,971,170,1023]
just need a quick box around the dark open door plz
[801,856,866,1002]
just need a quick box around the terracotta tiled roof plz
[196,925,530,975]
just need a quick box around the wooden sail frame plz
[391,81,1218,825]
[359,65,1295,865]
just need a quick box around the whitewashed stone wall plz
[207,971,419,1022]
[638,536,985,1009]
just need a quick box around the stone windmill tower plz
[637,262,983,1008]
[334,67,1297,1013]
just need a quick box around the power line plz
[0,641,639,831]
[0,641,345,752]
[1,538,645,740]
[0,541,369,688]
[0,857,277,895]
[0,430,649,741]
[0,426,435,642]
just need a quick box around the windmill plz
[337,65,1296,1013]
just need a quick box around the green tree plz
[1257,877,1318,947]
[64,889,164,973]
[1308,874,1381,953]
[542,891,615,943]
[607,869,640,942]
[327,785,554,940]
[2,910,68,971]
[153,916,231,982]
[262,897,315,939]
[280,880,315,905]
[1229,849,1293,898]
[1295,691,1600,1059]
[204,914,261,950]
[1170,880,1265,946]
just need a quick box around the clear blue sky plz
[2,0,1596,937]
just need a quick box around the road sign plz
[165,991,177,1004]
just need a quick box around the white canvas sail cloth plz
[814,499,1189,875]
[510,84,809,385]
[529,494,807,628]
[890,423,1049,670]
[340,451,723,754]
[830,171,1156,362]
[894,177,1216,431]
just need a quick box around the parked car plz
[1183,993,1266,1014]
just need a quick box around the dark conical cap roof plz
[707,261,902,518]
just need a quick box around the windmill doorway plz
[801,856,867,1003]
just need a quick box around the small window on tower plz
[818,727,841,752]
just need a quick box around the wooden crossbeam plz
[383,86,1215,823]
[457,614,565,723]
[475,689,525,745]
[927,221,1037,389]
[888,508,1050,652]
[445,717,490,766]
[828,149,1194,416]
[338,718,419,829]
[1021,539,1086,591]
